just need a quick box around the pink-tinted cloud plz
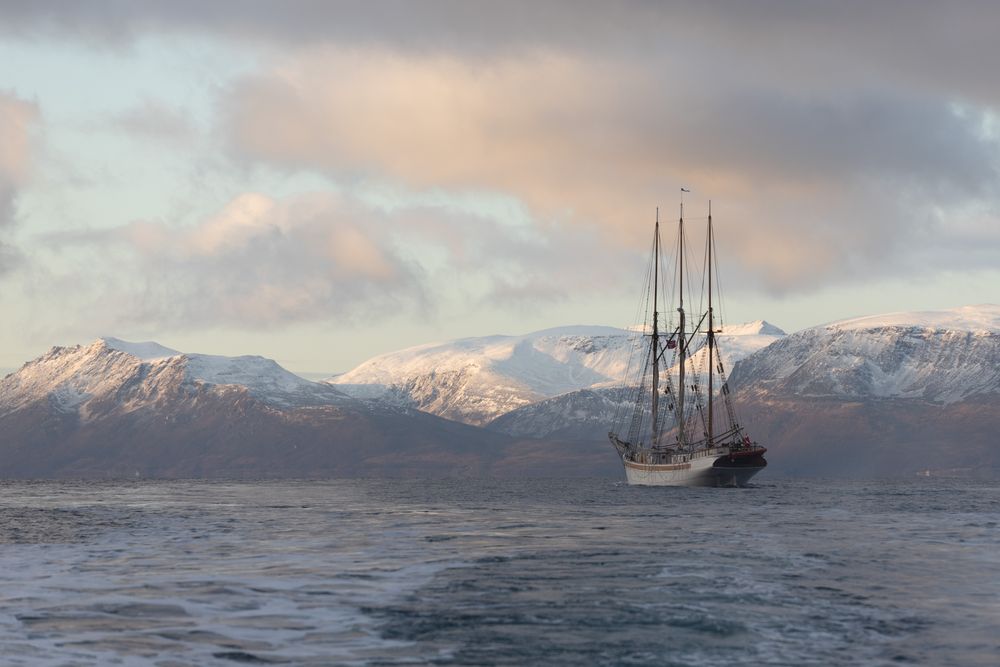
[45,191,425,329]
[39,187,632,330]
[0,91,40,274]
[220,47,1000,293]
[0,91,39,225]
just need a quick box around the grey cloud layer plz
[5,1,999,300]
[5,1,1000,99]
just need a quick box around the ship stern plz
[711,447,767,487]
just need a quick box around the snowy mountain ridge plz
[1,306,997,479]
[0,338,350,419]
[329,321,784,425]
[730,305,1000,404]
[328,326,634,424]
[0,340,535,479]
[488,305,1000,439]
[818,304,1000,334]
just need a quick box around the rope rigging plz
[608,202,752,461]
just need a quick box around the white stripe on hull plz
[623,456,763,487]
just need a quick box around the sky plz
[0,1,998,374]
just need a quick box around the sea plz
[0,478,997,666]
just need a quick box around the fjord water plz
[0,479,997,666]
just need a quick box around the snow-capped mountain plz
[329,325,631,425]
[330,321,784,425]
[729,305,1000,403]
[725,304,1000,476]
[488,306,1000,478]
[0,337,351,420]
[0,338,542,478]
[2,306,997,479]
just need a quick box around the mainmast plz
[677,201,686,448]
[651,208,660,445]
[707,201,714,447]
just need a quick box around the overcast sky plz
[1,1,998,373]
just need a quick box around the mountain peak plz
[720,320,786,336]
[98,337,180,361]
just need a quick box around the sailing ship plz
[608,199,767,486]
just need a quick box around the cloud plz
[0,91,39,225]
[37,187,633,331]
[111,97,198,143]
[0,91,40,275]
[6,2,1000,294]
[219,46,1000,292]
[0,1,652,55]
[43,191,426,329]
[383,200,638,309]
[6,2,1000,108]
[5,2,1000,97]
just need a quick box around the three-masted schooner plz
[608,199,767,486]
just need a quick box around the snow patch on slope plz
[821,304,1000,334]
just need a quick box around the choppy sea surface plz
[0,478,997,666]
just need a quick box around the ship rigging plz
[608,197,767,486]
